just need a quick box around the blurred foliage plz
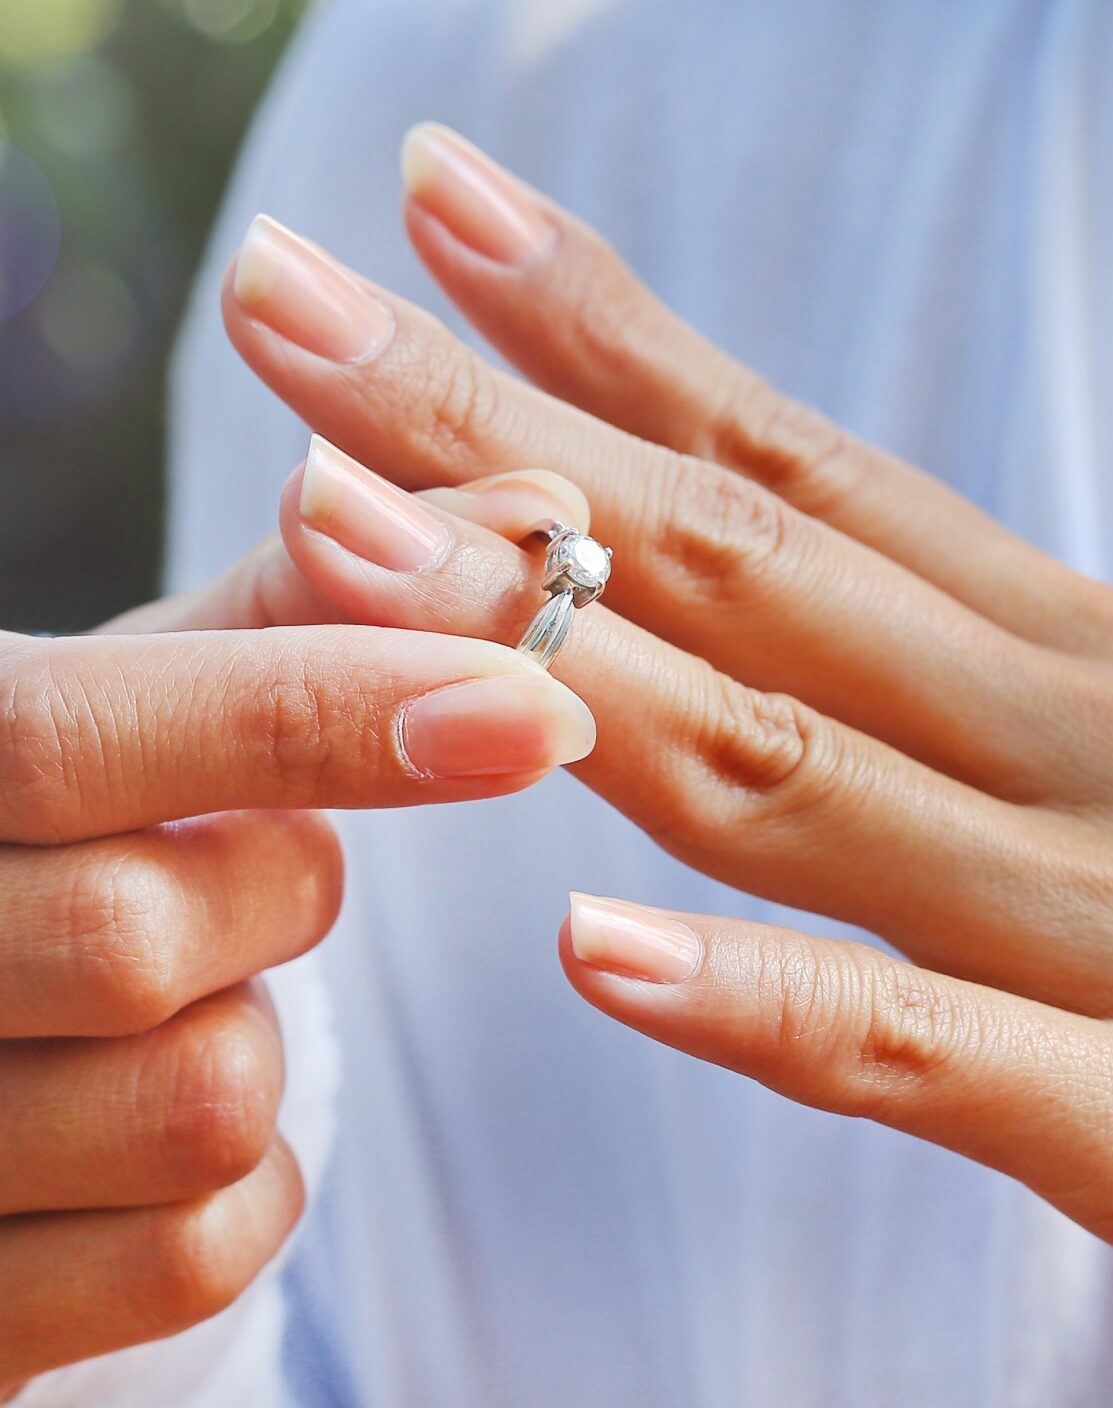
[0,0,309,632]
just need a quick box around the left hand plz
[222,126,1113,1242]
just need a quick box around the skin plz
[10,120,1113,1387]
[217,125,1113,1250]
[0,537,593,1389]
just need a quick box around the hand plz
[0,560,592,1388]
[222,124,1113,1243]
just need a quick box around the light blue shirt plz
[144,1,1113,1404]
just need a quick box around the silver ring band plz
[515,520,612,669]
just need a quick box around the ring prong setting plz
[543,526,612,606]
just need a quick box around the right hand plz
[0,535,593,1390]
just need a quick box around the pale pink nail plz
[300,435,449,572]
[401,122,555,264]
[402,675,595,778]
[568,893,703,983]
[234,214,394,362]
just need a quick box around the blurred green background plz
[0,0,309,634]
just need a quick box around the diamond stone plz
[543,527,613,601]
[565,535,610,588]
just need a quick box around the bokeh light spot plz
[179,0,279,45]
[0,0,124,67]
[0,144,63,320]
[38,261,138,374]
[31,54,134,158]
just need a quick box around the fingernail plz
[300,435,449,572]
[234,214,394,363]
[402,675,596,777]
[568,893,703,984]
[423,470,591,535]
[401,122,555,264]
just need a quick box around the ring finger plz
[281,441,1113,1016]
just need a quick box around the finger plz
[0,1135,302,1385]
[400,122,1113,660]
[419,467,590,537]
[562,895,1113,1245]
[0,810,341,1038]
[101,469,588,637]
[281,444,1113,1016]
[224,227,1113,807]
[0,983,283,1213]
[0,624,595,846]
[99,532,334,634]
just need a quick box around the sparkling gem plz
[567,536,610,587]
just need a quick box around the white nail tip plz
[234,214,281,305]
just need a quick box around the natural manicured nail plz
[422,470,591,536]
[401,122,555,264]
[300,435,449,571]
[234,214,394,363]
[568,893,703,983]
[402,674,596,777]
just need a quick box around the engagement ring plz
[515,520,612,669]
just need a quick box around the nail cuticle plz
[335,297,397,367]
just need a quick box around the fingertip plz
[398,120,554,265]
[233,213,284,307]
[400,121,443,198]
[419,468,590,539]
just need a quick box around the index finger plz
[0,626,595,844]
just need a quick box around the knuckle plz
[757,941,973,1111]
[226,639,391,808]
[702,681,814,797]
[142,1205,255,1331]
[237,654,355,806]
[700,370,866,519]
[65,852,183,1033]
[853,962,970,1091]
[758,939,847,1063]
[652,670,844,862]
[138,1141,301,1333]
[412,340,503,467]
[164,1000,283,1191]
[654,455,792,606]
